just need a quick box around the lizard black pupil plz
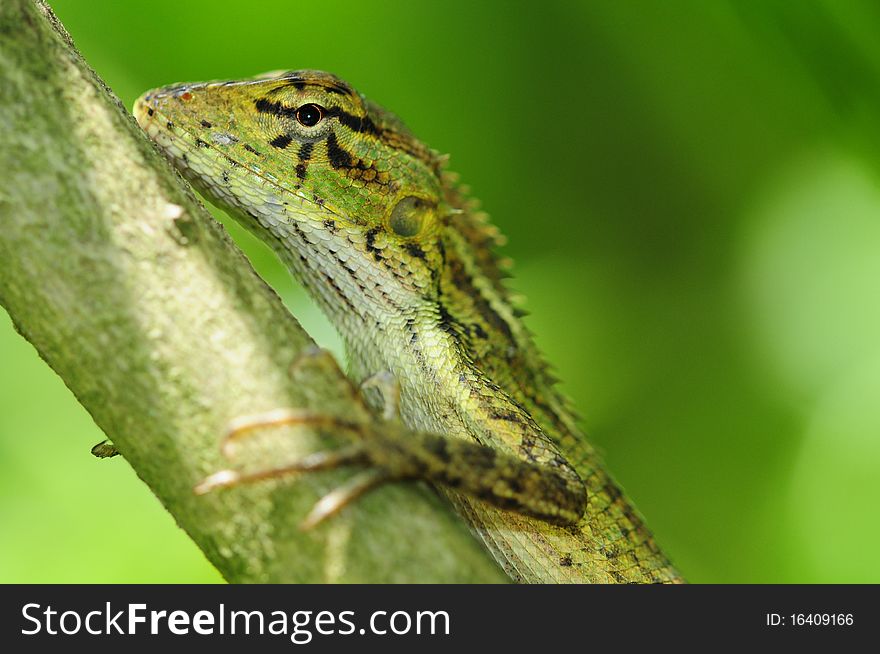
[296,104,323,127]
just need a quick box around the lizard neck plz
[333,218,582,467]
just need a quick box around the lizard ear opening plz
[389,196,434,237]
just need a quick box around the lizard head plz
[135,70,458,311]
[135,69,512,357]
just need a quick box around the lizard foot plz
[194,403,587,529]
[194,408,391,529]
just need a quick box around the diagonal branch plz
[0,0,505,583]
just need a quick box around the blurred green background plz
[2,0,879,583]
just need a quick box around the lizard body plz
[135,70,683,583]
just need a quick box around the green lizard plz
[134,70,683,584]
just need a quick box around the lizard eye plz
[295,103,324,127]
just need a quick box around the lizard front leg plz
[195,406,587,529]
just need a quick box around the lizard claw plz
[195,437,386,527]
[299,469,389,530]
[194,468,241,494]
[195,442,370,495]
[220,409,362,459]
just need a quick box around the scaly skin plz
[134,70,683,583]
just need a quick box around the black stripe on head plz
[269,133,292,149]
[255,98,378,136]
[255,98,292,117]
[325,131,353,169]
[325,107,381,137]
[297,142,314,161]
